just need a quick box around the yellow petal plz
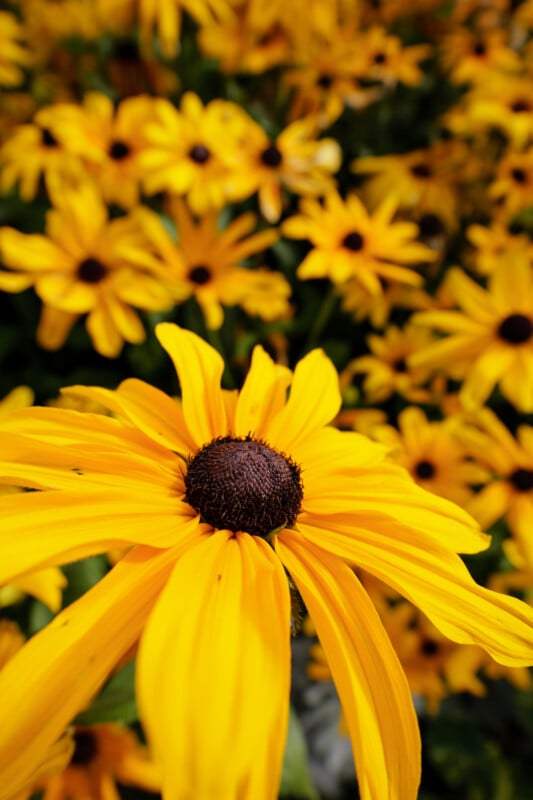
[155,323,227,447]
[234,345,292,439]
[12,567,67,613]
[298,518,533,666]
[0,545,182,800]
[276,530,420,800]
[267,349,341,450]
[0,490,202,583]
[137,530,291,800]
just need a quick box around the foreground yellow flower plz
[0,325,533,800]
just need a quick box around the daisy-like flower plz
[32,724,160,800]
[488,148,533,220]
[43,92,160,209]
[226,116,342,223]
[457,407,533,569]
[347,324,438,405]
[338,279,433,329]
[466,220,533,276]
[0,181,173,357]
[139,93,251,214]
[352,141,467,230]
[0,105,88,202]
[283,191,435,293]
[466,74,533,147]
[138,0,235,57]
[371,406,491,508]
[439,27,521,85]
[351,25,432,89]
[0,324,533,800]
[410,260,533,412]
[130,198,289,329]
[0,10,31,87]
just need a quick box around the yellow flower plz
[439,27,521,85]
[0,181,172,357]
[0,324,532,799]
[226,116,342,223]
[351,25,431,88]
[466,220,533,276]
[139,93,250,214]
[283,191,434,293]
[338,279,433,328]
[371,406,491,508]
[0,106,88,202]
[410,261,533,412]
[0,11,31,87]
[467,74,533,147]
[457,407,533,569]
[130,198,288,329]
[488,148,533,221]
[43,92,160,208]
[347,324,438,404]
[352,141,466,230]
[33,724,160,800]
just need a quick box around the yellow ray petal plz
[276,530,420,800]
[234,345,292,438]
[155,323,227,447]
[0,544,185,800]
[137,530,291,800]
[267,349,341,450]
[298,518,533,666]
[12,566,67,612]
[0,490,202,583]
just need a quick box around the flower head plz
[0,325,532,800]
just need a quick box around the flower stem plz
[303,286,338,353]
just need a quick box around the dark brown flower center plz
[497,313,533,344]
[41,127,58,148]
[184,435,303,537]
[418,213,444,238]
[509,467,533,492]
[414,460,436,480]
[510,99,531,113]
[373,51,387,64]
[420,638,440,657]
[410,162,432,179]
[260,144,283,168]
[109,139,131,160]
[342,231,365,251]
[511,168,528,184]
[188,144,211,164]
[317,74,333,89]
[71,730,98,765]
[77,257,107,284]
[393,357,408,373]
[187,265,212,285]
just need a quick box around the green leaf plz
[74,658,138,725]
[279,707,319,800]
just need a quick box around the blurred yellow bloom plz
[411,261,533,412]
[130,198,288,328]
[0,181,173,357]
[0,325,532,799]
[283,191,434,292]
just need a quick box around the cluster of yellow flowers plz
[2,1,533,799]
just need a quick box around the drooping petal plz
[137,530,291,800]
[298,518,533,666]
[267,349,341,451]
[234,346,292,439]
[12,566,67,612]
[155,323,227,447]
[0,489,202,582]
[276,530,420,800]
[0,544,185,800]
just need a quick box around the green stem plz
[303,286,338,353]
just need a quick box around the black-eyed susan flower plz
[139,93,250,214]
[457,407,533,569]
[488,148,533,220]
[371,406,491,508]
[226,116,342,223]
[43,92,160,209]
[466,220,533,275]
[439,27,521,85]
[283,191,434,293]
[347,324,438,404]
[410,260,533,412]
[138,0,235,57]
[0,181,173,357]
[351,25,432,88]
[130,197,289,328]
[0,105,87,202]
[32,724,160,800]
[0,324,533,799]
[338,279,433,329]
